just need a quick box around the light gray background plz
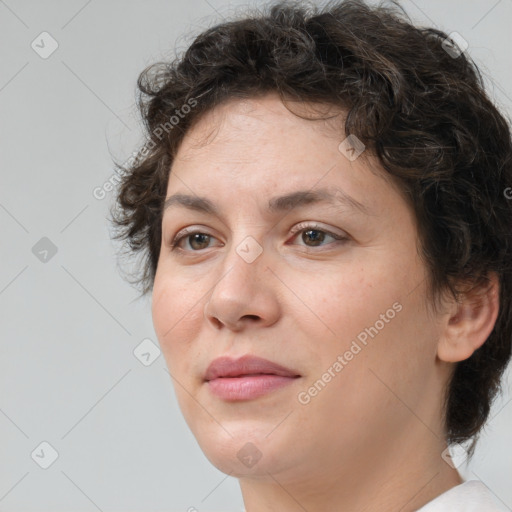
[1,0,511,511]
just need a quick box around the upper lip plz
[204,355,301,381]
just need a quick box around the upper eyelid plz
[290,222,346,237]
[173,222,342,238]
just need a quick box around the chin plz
[192,421,293,477]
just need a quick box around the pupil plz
[191,234,209,249]
[304,229,324,246]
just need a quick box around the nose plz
[203,241,281,331]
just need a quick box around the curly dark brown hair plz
[110,0,512,453]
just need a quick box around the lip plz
[204,355,300,380]
[204,355,301,401]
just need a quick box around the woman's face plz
[152,93,447,485]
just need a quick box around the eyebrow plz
[162,188,371,217]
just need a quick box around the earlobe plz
[437,273,500,363]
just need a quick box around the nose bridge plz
[219,206,268,269]
[233,233,265,266]
[204,231,279,329]
[217,233,267,292]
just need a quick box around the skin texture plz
[151,93,499,512]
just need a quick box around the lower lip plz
[206,375,299,401]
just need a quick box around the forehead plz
[175,93,347,159]
[167,93,403,219]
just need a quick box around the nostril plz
[243,315,260,321]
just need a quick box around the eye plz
[170,229,219,251]
[289,223,348,248]
[169,223,348,253]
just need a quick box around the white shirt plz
[416,480,510,511]
[239,479,510,511]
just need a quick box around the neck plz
[239,426,463,512]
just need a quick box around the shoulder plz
[416,480,510,512]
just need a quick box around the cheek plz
[296,252,432,381]
[151,273,204,370]
[294,261,396,347]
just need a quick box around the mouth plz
[204,355,301,401]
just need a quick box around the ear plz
[437,272,500,363]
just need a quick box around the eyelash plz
[169,223,348,252]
